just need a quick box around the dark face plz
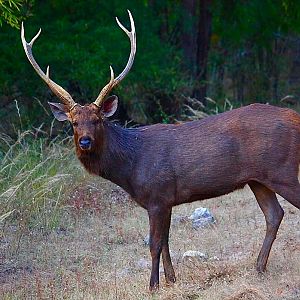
[70,104,102,151]
[48,95,118,152]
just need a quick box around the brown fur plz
[67,103,300,290]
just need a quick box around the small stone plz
[209,255,220,261]
[143,234,150,246]
[189,207,212,220]
[182,250,208,261]
[192,218,214,228]
[56,227,68,235]
[188,207,215,228]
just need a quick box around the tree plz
[193,0,212,105]
[180,0,212,105]
[0,0,33,28]
[181,0,197,74]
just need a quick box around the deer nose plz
[79,136,92,150]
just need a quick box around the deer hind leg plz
[147,206,175,291]
[271,180,300,210]
[249,181,284,273]
[161,209,176,284]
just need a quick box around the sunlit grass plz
[0,131,81,230]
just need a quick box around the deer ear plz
[101,95,118,117]
[48,102,70,121]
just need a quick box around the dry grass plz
[1,139,300,299]
[0,131,81,230]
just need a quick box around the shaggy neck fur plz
[77,120,141,195]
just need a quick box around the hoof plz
[149,283,159,293]
[256,265,266,274]
[166,275,176,285]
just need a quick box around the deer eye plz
[72,121,78,127]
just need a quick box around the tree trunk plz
[181,0,197,74]
[193,0,212,105]
[288,37,300,103]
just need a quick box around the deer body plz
[78,103,300,208]
[72,103,300,289]
[21,11,300,291]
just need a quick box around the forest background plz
[2,0,300,134]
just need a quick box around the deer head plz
[21,10,136,152]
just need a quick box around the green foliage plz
[0,0,33,28]
[0,0,187,127]
[213,0,300,46]
[2,0,300,128]
[208,0,300,105]
[0,0,22,28]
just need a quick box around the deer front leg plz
[147,206,175,291]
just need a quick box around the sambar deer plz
[21,10,300,291]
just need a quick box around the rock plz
[189,207,213,220]
[56,227,68,236]
[209,255,220,261]
[143,234,150,246]
[182,250,208,261]
[192,218,214,228]
[188,207,215,228]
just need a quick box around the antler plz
[21,23,76,109]
[94,9,136,107]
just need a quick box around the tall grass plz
[0,130,82,230]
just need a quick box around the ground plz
[1,178,300,300]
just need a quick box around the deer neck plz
[77,121,140,195]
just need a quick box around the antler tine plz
[114,10,136,85]
[21,22,76,108]
[93,10,136,107]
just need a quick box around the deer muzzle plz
[79,136,92,150]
